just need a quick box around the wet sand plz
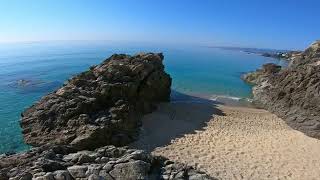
[130,101,320,180]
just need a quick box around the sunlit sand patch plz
[132,102,320,180]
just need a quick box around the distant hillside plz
[209,46,301,60]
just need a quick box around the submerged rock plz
[243,41,320,138]
[20,53,171,150]
[0,145,215,180]
[17,79,32,87]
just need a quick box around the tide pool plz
[0,41,287,153]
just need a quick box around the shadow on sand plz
[130,90,225,152]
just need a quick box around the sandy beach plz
[130,100,320,180]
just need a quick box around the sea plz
[0,41,288,154]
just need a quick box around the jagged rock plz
[303,40,320,59]
[0,146,215,180]
[102,163,113,172]
[53,171,71,180]
[289,40,320,67]
[243,41,320,138]
[67,165,88,178]
[20,53,171,150]
[87,174,101,180]
[0,53,215,180]
[109,160,150,179]
[98,170,113,179]
[85,164,102,176]
[242,63,281,84]
[17,172,32,180]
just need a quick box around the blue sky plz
[0,0,319,50]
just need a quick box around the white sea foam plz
[210,95,242,101]
[210,95,254,105]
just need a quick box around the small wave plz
[170,91,254,106]
[210,95,254,106]
[210,95,242,101]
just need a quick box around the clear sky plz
[0,0,319,50]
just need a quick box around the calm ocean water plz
[0,41,287,153]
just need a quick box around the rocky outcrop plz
[289,40,320,67]
[0,53,217,179]
[0,145,214,180]
[20,53,171,150]
[0,52,217,179]
[1,53,215,179]
[244,41,320,138]
[242,63,281,84]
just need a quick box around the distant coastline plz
[208,46,302,61]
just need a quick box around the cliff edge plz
[243,41,320,138]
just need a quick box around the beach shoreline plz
[130,99,320,179]
[171,90,257,109]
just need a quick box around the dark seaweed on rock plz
[20,53,172,150]
[243,41,320,138]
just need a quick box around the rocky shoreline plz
[1,53,214,180]
[2,41,319,179]
[260,50,302,61]
[243,40,320,139]
[20,53,171,150]
[0,145,212,180]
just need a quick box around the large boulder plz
[244,41,320,138]
[2,52,216,180]
[109,160,150,179]
[20,53,171,150]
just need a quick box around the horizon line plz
[0,39,303,51]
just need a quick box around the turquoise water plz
[0,41,287,154]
